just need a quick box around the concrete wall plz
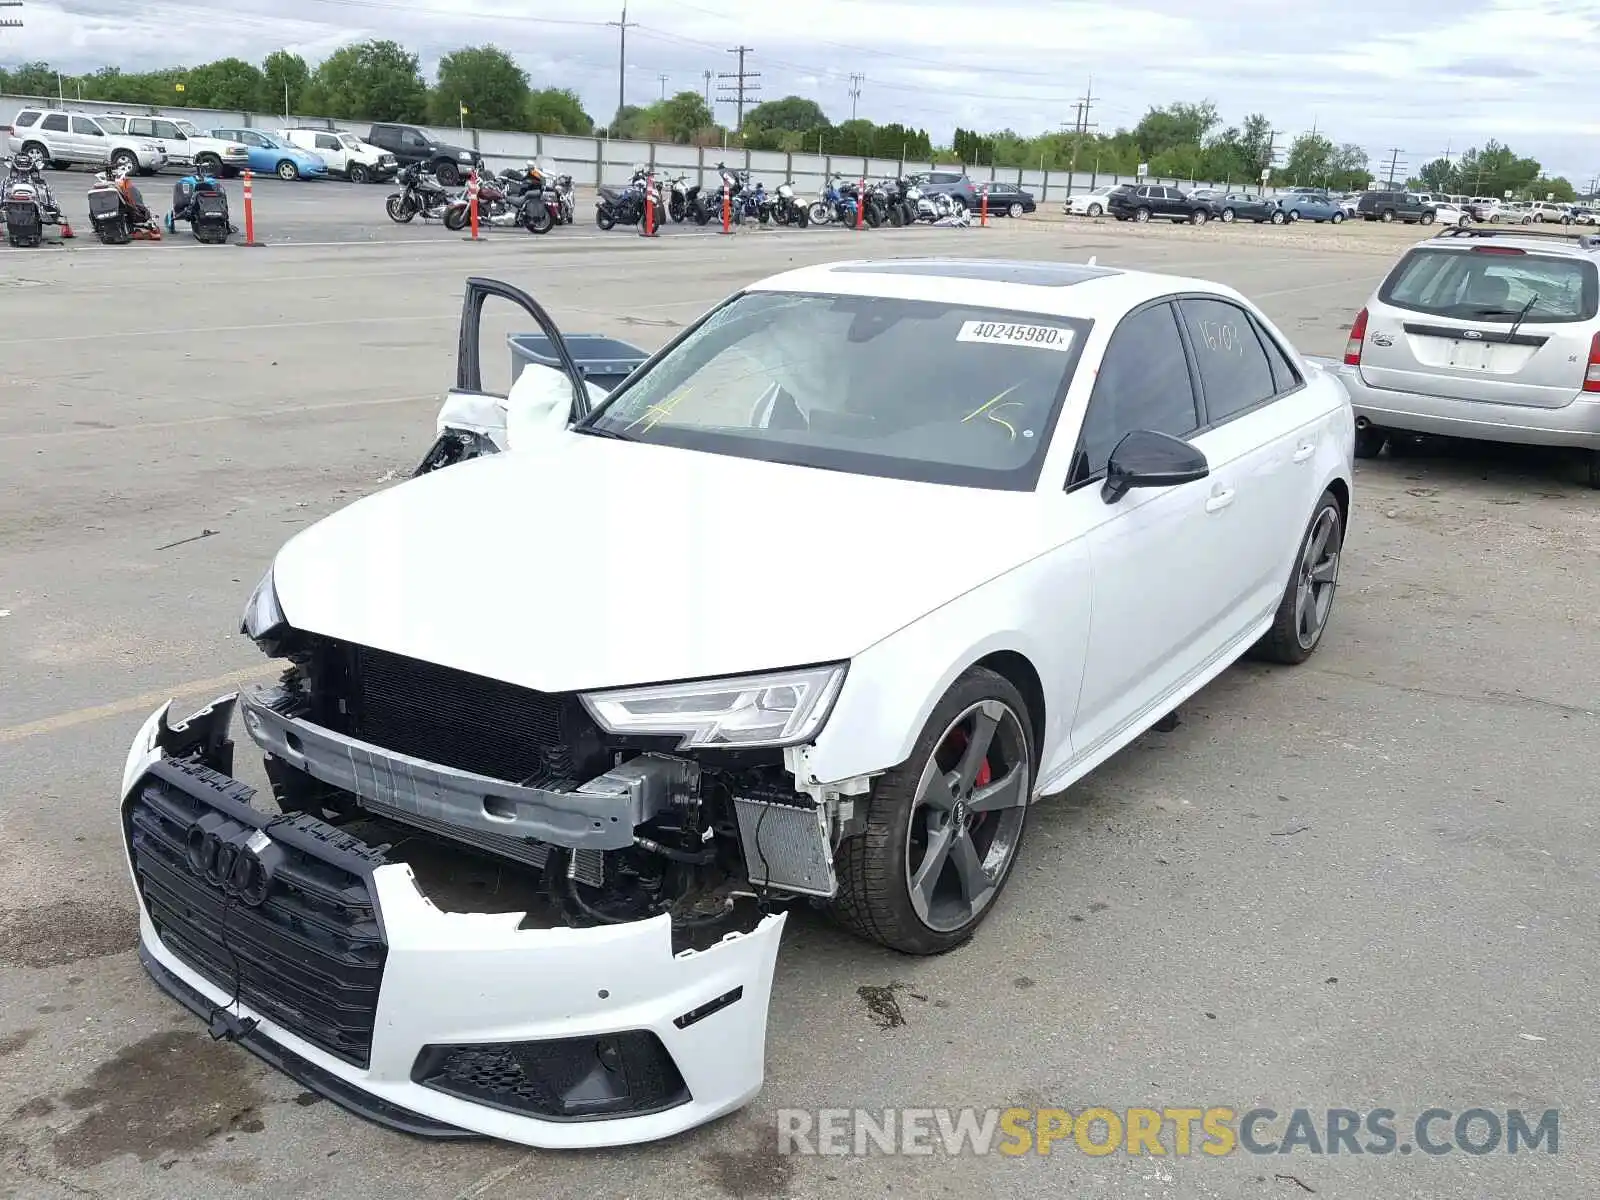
[0,93,1264,199]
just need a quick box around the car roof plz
[1412,228,1600,257]
[746,258,1248,318]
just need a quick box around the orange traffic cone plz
[59,222,75,239]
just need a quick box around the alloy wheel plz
[904,700,1029,933]
[1295,507,1342,650]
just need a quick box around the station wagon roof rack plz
[1433,225,1600,250]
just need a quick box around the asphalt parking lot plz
[1,175,1596,1200]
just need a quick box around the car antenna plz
[1086,255,1098,266]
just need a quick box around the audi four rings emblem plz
[185,817,276,906]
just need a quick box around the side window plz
[41,112,68,132]
[316,134,339,150]
[402,130,427,149]
[71,117,103,136]
[15,111,38,127]
[153,121,180,140]
[127,119,149,136]
[1251,316,1302,394]
[1176,298,1278,423]
[242,132,265,147]
[1072,303,1199,483]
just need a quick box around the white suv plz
[279,128,397,183]
[6,108,167,174]
[1338,225,1600,487]
[96,114,248,176]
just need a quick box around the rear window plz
[15,111,39,127]
[1380,247,1599,323]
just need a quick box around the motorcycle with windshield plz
[385,162,457,223]
[661,173,690,222]
[770,182,810,227]
[3,152,72,247]
[87,164,162,243]
[595,169,664,230]
[807,176,860,228]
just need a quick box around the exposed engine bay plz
[240,629,857,939]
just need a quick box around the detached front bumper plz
[119,696,787,1149]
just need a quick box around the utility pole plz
[716,46,760,134]
[1384,147,1405,188]
[703,69,713,109]
[658,73,669,100]
[1261,128,1279,194]
[1063,78,1097,195]
[606,4,638,128]
[848,73,864,122]
[0,1,21,28]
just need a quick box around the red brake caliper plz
[946,729,992,829]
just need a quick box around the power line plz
[848,72,864,122]
[605,3,638,125]
[0,0,21,28]
[716,45,759,132]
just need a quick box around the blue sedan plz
[1273,192,1346,224]
[207,128,328,181]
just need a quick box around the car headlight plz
[239,565,287,649]
[141,142,158,152]
[581,664,847,749]
[458,150,472,161]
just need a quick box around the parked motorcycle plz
[386,162,457,223]
[596,170,664,230]
[877,177,916,227]
[86,165,162,243]
[4,151,72,247]
[662,173,690,222]
[808,176,860,228]
[444,170,517,231]
[552,171,575,225]
[733,178,772,224]
[165,167,234,243]
[770,182,810,227]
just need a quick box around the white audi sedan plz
[120,259,1354,1149]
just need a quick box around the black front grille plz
[126,759,388,1068]
[332,641,579,784]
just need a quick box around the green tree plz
[526,87,592,135]
[744,95,828,133]
[1133,101,1220,158]
[430,46,529,130]
[185,57,264,111]
[306,40,427,123]
[1451,140,1541,199]
[2,61,57,96]
[262,50,311,115]
[654,90,714,143]
[1280,131,1335,186]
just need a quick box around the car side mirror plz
[1101,429,1210,504]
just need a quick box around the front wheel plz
[831,667,1034,955]
[1420,211,1435,226]
[349,163,370,185]
[443,205,468,232]
[276,160,299,181]
[1251,492,1344,665]
[1270,210,1287,225]
[669,194,686,222]
[434,162,461,187]
[1220,208,1236,223]
[111,150,139,175]
[1331,211,1345,224]
[808,200,829,225]
[195,154,222,175]
[385,193,415,223]
[1008,202,1024,218]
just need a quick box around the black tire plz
[831,666,1035,955]
[349,162,370,185]
[1331,211,1345,224]
[1271,210,1288,225]
[195,153,222,175]
[1353,424,1387,459]
[596,208,616,231]
[523,204,555,234]
[1380,209,1394,223]
[443,205,468,232]
[22,141,47,165]
[1420,211,1435,226]
[385,193,415,223]
[669,194,686,223]
[275,159,299,181]
[1008,202,1024,218]
[110,150,139,175]
[1133,206,1151,223]
[1251,491,1344,665]
[693,206,711,226]
[1584,450,1600,490]
[434,161,460,187]
[1087,202,1104,217]
[1190,208,1208,225]
[864,204,881,229]
[1220,208,1236,223]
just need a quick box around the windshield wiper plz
[571,424,639,442]
[1507,293,1539,341]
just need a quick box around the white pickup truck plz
[95,115,249,176]
[280,128,398,183]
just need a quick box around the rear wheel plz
[596,207,616,231]
[523,204,555,234]
[1251,493,1344,665]
[1584,450,1600,490]
[1087,202,1104,217]
[1133,206,1151,223]
[1380,209,1394,222]
[1190,208,1208,225]
[1354,424,1387,459]
[831,667,1034,955]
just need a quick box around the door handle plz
[1292,442,1315,463]
[1204,488,1236,513]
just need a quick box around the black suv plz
[366,123,482,186]
[1356,190,1433,225]
[1108,183,1210,224]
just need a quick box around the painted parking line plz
[0,666,275,746]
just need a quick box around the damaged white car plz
[120,259,1355,1149]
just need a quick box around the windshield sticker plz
[957,321,1075,352]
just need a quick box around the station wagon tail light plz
[1584,333,1600,393]
[1344,307,1368,365]
[1472,245,1525,255]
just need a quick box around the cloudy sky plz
[6,0,1599,181]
